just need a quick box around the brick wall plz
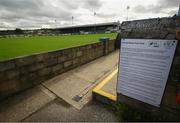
[0,40,115,101]
[118,16,180,121]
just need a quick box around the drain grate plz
[72,95,82,102]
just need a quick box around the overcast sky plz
[0,0,179,30]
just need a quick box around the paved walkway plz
[93,69,118,103]
[24,99,119,122]
[101,72,117,96]
[0,50,119,122]
[42,50,119,109]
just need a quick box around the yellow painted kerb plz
[93,68,118,101]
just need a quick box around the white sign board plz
[117,39,177,107]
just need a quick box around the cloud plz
[0,22,15,29]
[0,0,104,29]
[160,0,179,8]
[0,0,178,30]
[82,0,102,10]
[97,13,117,18]
[134,0,179,15]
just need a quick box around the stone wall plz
[118,17,180,121]
[0,40,116,101]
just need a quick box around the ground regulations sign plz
[117,39,177,107]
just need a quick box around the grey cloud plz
[0,22,13,29]
[0,0,74,20]
[82,0,102,10]
[134,0,179,15]
[0,0,104,29]
[134,5,164,14]
[168,10,178,15]
[57,0,81,10]
[97,13,117,18]
[160,0,179,8]
[0,0,77,29]
[0,0,43,11]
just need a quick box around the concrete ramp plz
[42,51,119,109]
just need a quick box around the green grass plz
[0,33,117,61]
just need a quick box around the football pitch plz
[0,33,117,60]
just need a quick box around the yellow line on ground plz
[93,68,118,101]
[93,68,118,91]
[93,89,117,101]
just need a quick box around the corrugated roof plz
[56,22,120,29]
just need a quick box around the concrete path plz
[101,73,117,96]
[23,99,119,122]
[0,85,56,121]
[0,50,119,122]
[93,68,118,104]
[42,50,119,109]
